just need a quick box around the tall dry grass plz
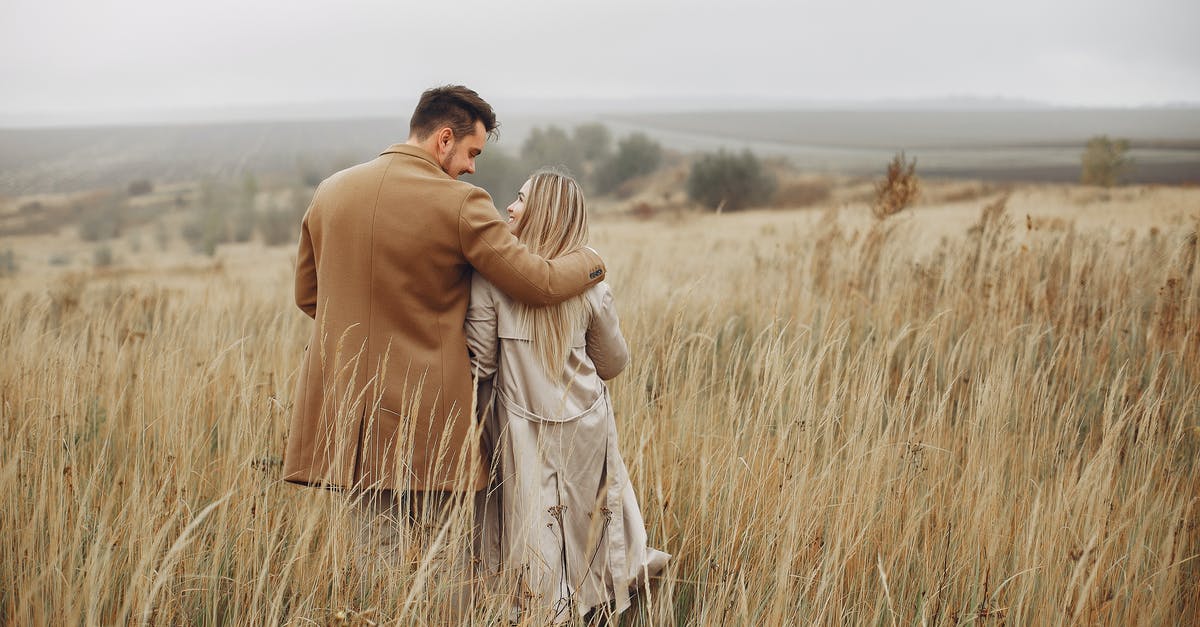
[1,200,1197,624]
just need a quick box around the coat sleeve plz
[294,207,318,319]
[465,274,500,382]
[458,187,605,307]
[585,282,630,381]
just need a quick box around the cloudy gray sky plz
[2,0,1198,125]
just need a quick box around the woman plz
[467,169,669,623]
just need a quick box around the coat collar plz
[380,143,447,176]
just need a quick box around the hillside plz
[3,108,1198,197]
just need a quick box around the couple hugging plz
[281,85,668,622]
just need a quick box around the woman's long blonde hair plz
[514,168,591,377]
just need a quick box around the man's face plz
[436,120,487,179]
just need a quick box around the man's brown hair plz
[408,85,498,142]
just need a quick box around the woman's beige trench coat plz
[282,144,604,493]
[466,274,669,619]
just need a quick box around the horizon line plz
[3,95,1200,130]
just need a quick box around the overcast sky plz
[2,0,1198,125]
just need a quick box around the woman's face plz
[506,178,532,234]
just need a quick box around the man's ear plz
[436,127,455,150]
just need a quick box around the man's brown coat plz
[283,144,604,492]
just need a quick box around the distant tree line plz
[464,123,665,204]
[466,125,788,214]
[466,123,809,215]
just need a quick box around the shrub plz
[595,133,664,195]
[127,179,154,196]
[520,126,583,178]
[686,149,777,212]
[463,148,530,209]
[572,123,612,162]
[1081,135,1132,187]
[872,152,920,219]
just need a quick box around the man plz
[282,86,605,532]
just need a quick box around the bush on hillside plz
[520,126,584,179]
[595,133,664,195]
[463,149,531,210]
[573,123,613,162]
[686,149,777,212]
[127,179,154,196]
[1080,135,1132,187]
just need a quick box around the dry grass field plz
[1,185,1198,624]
